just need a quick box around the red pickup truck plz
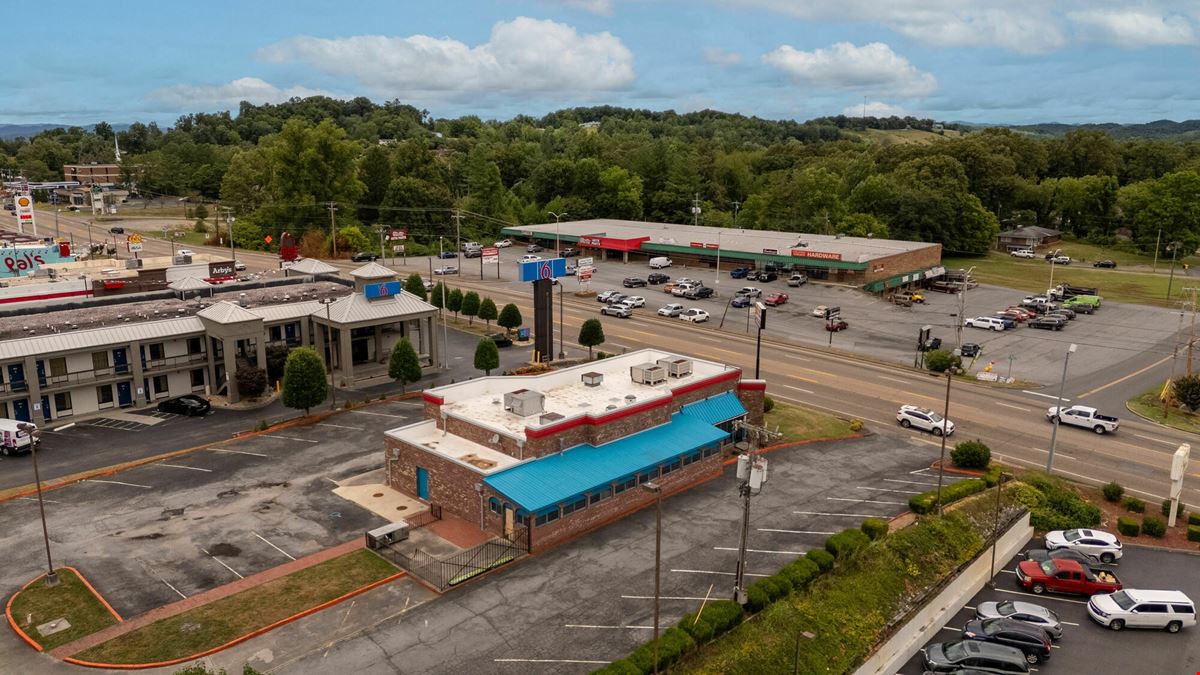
[1015,559,1122,597]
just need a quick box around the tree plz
[388,338,423,393]
[194,203,209,223]
[358,144,393,223]
[578,318,605,359]
[446,288,463,318]
[335,224,372,256]
[461,291,481,325]
[478,297,498,328]
[235,366,267,398]
[430,282,448,311]
[281,347,328,416]
[265,345,290,383]
[498,303,522,335]
[403,272,427,301]
[474,337,500,375]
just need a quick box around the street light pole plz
[935,363,953,515]
[641,481,662,675]
[55,208,60,239]
[321,298,337,410]
[18,423,56,587]
[988,472,1013,588]
[1046,343,1078,474]
[549,211,567,257]
[440,237,449,370]
[1167,242,1182,302]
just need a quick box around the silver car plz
[1044,528,1122,563]
[975,600,1062,640]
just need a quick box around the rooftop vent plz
[581,371,603,387]
[504,389,545,417]
[538,412,565,425]
[624,394,636,405]
[656,358,693,378]
[631,363,667,386]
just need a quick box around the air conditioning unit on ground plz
[365,521,410,549]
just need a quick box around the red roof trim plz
[422,392,444,405]
[0,288,92,304]
[737,381,767,391]
[671,369,740,396]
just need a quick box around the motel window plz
[269,326,283,342]
[148,343,165,361]
[96,385,114,407]
[53,392,72,414]
[488,498,501,515]
[187,337,203,355]
[613,477,636,494]
[49,358,67,378]
[190,368,205,388]
[153,375,169,398]
[589,488,612,505]
[92,351,110,371]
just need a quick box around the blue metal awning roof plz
[484,414,729,513]
[679,391,747,426]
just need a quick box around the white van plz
[0,419,37,456]
[1088,589,1196,633]
[649,257,672,269]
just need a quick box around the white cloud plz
[147,77,327,107]
[545,0,614,15]
[1068,10,1195,47]
[762,42,937,96]
[257,17,634,98]
[842,101,910,117]
[703,47,743,66]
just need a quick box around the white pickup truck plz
[1047,405,1119,434]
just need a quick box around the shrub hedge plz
[908,478,987,514]
[1021,474,1101,530]
[1123,496,1145,513]
[1188,525,1200,543]
[950,440,991,469]
[861,518,889,541]
[982,464,1006,487]
[825,528,871,559]
[1162,499,1185,518]
[780,558,821,590]
[805,548,834,573]
[626,627,695,673]
[763,394,776,413]
[1116,516,1140,537]
[1142,516,1166,538]
[1102,482,1124,502]
[1190,512,1200,527]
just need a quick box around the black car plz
[437,251,458,259]
[755,271,778,282]
[960,343,981,358]
[351,251,380,262]
[1028,316,1065,331]
[685,286,715,299]
[157,394,212,416]
[1093,259,1117,268]
[920,337,943,352]
[647,273,670,285]
[559,247,579,257]
[623,277,647,288]
[109,226,126,234]
[923,640,1030,673]
[488,333,513,348]
[1022,547,1101,565]
[527,243,544,253]
[961,618,1051,665]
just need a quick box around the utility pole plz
[1164,301,1187,417]
[328,202,339,257]
[1166,241,1182,302]
[691,193,702,227]
[1186,288,1200,376]
[731,419,781,605]
[1153,228,1162,273]
[452,210,463,259]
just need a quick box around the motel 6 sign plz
[518,257,567,282]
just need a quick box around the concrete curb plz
[4,566,122,653]
[1123,400,1200,437]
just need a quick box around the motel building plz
[385,350,766,551]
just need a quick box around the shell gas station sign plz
[14,194,36,233]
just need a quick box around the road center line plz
[207,448,270,458]
[1133,433,1175,446]
[879,375,910,385]
[158,463,213,472]
[1076,354,1171,399]
[253,531,297,561]
[85,479,152,489]
[1022,390,1070,402]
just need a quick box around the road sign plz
[389,229,407,241]
[577,257,593,268]
[392,244,405,253]
[519,257,567,282]
[482,247,500,264]
[579,270,593,282]
[753,301,767,330]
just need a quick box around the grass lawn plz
[944,252,1183,307]
[73,549,397,665]
[8,568,120,652]
[1127,385,1200,435]
[765,401,859,443]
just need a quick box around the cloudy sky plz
[5,0,1199,126]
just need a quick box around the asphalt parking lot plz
[431,248,1176,389]
[0,399,425,618]
[898,544,1200,674]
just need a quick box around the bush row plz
[1190,512,1200,527]
[1123,496,1145,513]
[1189,525,1200,543]
[1116,516,1140,537]
[908,478,987,515]
[1017,474,1101,530]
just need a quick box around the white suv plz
[658,303,684,317]
[964,316,1006,331]
[1010,249,1036,258]
[1044,528,1122,563]
[1088,590,1196,633]
[896,405,955,436]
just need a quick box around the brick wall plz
[385,437,486,527]
[862,245,943,283]
[736,383,766,425]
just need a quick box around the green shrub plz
[700,600,744,637]
[1123,496,1145,513]
[745,579,772,612]
[1189,512,1200,527]
[1188,525,1200,543]
[763,394,775,413]
[1116,516,1140,537]
[825,528,871,559]
[1162,499,1184,518]
[780,558,821,589]
[593,659,641,675]
[925,349,962,373]
[861,517,889,541]
[849,419,863,432]
[1142,515,1166,538]
[950,440,991,469]
[982,464,1005,487]
[677,612,716,644]
[1022,473,1101,530]
[1173,374,1200,410]
[805,548,834,573]
[908,478,987,514]
[627,626,695,673]
[1007,483,1046,510]
[1102,482,1124,502]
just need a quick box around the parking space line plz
[159,577,187,599]
[993,588,1088,605]
[858,486,920,494]
[622,595,710,601]
[318,423,366,430]
[713,546,807,555]
[826,497,906,505]
[793,511,884,518]
[159,463,213,473]
[671,568,767,578]
[564,624,655,630]
[262,434,319,443]
[85,479,152,489]
[17,496,62,504]
[757,528,835,535]
[349,410,410,418]
[253,531,296,561]
[208,447,270,458]
[939,626,959,633]
[201,548,244,579]
[910,468,934,475]
[883,478,940,486]
[495,659,611,665]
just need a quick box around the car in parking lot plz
[601,304,632,318]
[975,600,1063,640]
[109,226,126,234]
[1087,589,1196,633]
[489,333,513,348]
[1028,316,1065,330]
[825,319,849,331]
[672,283,700,297]
[157,394,212,416]
[527,243,544,253]
[1015,558,1122,596]
[1022,547,1107,567]
[559,247,579,257]
[234,261,247,271]
[1005,307,1036,320]
[730,267,750,279]
[1049,255,1071,264]
[433,266,458,275]
[648,273,670,284]
[922,640,1030,673]
[494,239,512,248]
[604,293,629,305]
[463,248,482,258]
[658,303,684,317]
[994,309,1026,323]
[520,254,543,263]
[965,316,1007,331]
[812,304,828,317]
[679,308,709,323]
[621,295,646,307]
[961,617,1052,664]
[597,290,620,302]
[897,404,955,436]
[437,251,458,259]
[1044,529,1123,563]
[738,286,762,298]
[764,292,789,306]
[753,271,778,282]
[992,315,1017,330]
[684,286,715,299]
[1010,249,1036,258]
[1093,259,1117,268]
[787,273,807,287]
[731,295,752,308]
[351,251,380,262]
[623,277,647,287]
[1047,307,1076,320]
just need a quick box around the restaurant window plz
[589,488,612,505]
[488,498,501,515]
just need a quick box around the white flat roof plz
[386,419,521,475]
[430,349,738,438]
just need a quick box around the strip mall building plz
[385,350,765,550]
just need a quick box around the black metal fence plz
[377,522,528,592]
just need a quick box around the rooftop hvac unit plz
[630,363,667,386]
[656,358,692,378]
[364,521,410,549]
[125,258,143,269]
[581,371,604,387]
[504,389,545,417]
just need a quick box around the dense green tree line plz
[5,99,1200,255]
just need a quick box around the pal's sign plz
[1,242,74,278]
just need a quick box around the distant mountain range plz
[0,123,130,140]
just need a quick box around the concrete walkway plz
[50,540,365,659]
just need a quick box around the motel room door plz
[416,467,429,500]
